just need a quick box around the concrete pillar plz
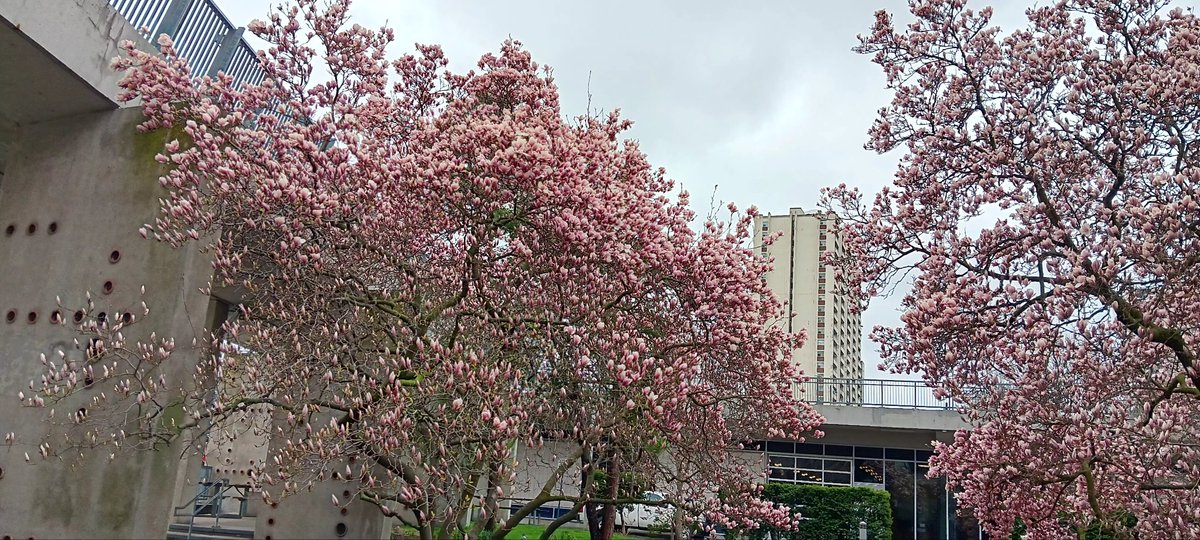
[0,107,213,538]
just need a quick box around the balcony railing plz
[794,377,958,411]
[110,0,264,87]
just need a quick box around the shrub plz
[741,483,891,540]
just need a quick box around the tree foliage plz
[826,0,1200,537]
[19,1,822,539]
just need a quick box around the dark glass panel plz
[824,471,852,485]
[916,465,946,540]
[886,448,916,461]
[768,455,795,469]
[854,459,885,484]
[825,444,854,457]
[795,457,823,470]
[797,443,823,455]
[824,459,851,472]
[794,469,823,484]
[886,460,916,540]
[915,449,934,462]
[769,468,794,481]
[767,441,794,454]
[855,446,884,458]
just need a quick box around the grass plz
[393,522,638,539]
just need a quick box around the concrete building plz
[755,209,863,400]
[0,1,383,538]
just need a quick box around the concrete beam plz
[0,0,155,126]
[815,405,969,432]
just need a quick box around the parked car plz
[619,491,672,530]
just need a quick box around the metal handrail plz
[793,377,959,410]
[109,0,264,87]
[173,478,253,536]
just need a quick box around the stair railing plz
[173,478,252,538]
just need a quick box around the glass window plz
[767,441,794,454]
[916,465,947,540]
[854,459,884,484]
[824,459,851,472]
[824,472,852,485]
[769,456,795,469]
[886,448,916,461]
[886,461,916,540]
[770,468,795,481]
[794,470,823,484]
[797,443,823,455]
[795,457,823,470]
[915,449,934,462]
[855,446,884,459]
[824,444,853,457]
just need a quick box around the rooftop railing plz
[110,0,264,87]
[795,377,959,411]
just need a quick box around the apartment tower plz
[754,209,863,402]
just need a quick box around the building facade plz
[755,209,863,401]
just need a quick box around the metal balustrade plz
[794,377,959,410]
[110,0,264,87]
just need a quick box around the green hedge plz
[741,483,892,540]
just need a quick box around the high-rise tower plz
[754,209,863,402]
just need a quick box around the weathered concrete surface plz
[0,107,213,538]
[0,0,152,118]
[0,0,154,178]
[815,404,969,433]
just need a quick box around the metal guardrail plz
[109,0,264,87]
[794,377,958,410]
[173,473,253,536]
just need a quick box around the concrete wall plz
[0,107,213,538]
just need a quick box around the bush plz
[741,483,892,540]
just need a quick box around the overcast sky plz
[215,1,1046,379]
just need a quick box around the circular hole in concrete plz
[267,518,275,526]
[73,310,84,324]
[5,310,16,324]
[26,311,37,324]
[48,222,58,235]
[3,224,13,236]
[102,281,113,295]
[340,508,347,516]
[121,312,133,324]
[96,312,107,325]
[335,523,347,537]
[108,250,121,264]
[26,223,36,235]
[342,490,350,498]
[50,310,62,324]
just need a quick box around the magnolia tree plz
[825,0,1200,537]
[20,1,821,538]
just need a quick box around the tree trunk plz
[599,452,619,540]
[584,447,602,539]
